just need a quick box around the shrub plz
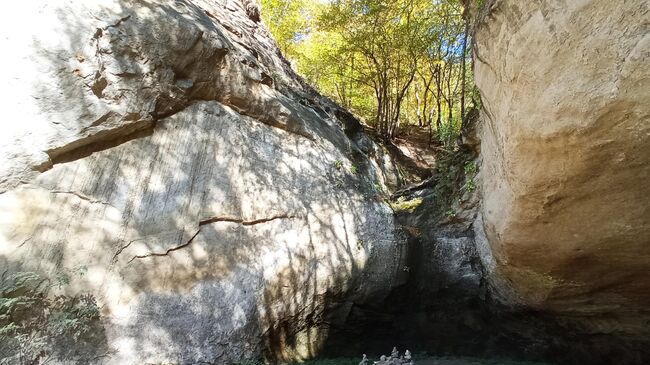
[0,269,101,364]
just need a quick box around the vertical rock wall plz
[0,0,406,363]
[473,0,650,353]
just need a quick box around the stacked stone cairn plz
[358,347,414,365]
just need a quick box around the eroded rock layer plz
[473,0,650,347]
[0,0,406,363]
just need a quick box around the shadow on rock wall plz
[1,0,404,363]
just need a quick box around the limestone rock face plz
[474,0,650,333]
[0,0,403,363]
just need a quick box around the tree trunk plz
[435,64,442,136]
[415,81,422,127]
[460,19,469,124]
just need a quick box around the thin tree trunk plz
[435,64,442,135]
[460,19,469,124]
[415,81,422,127]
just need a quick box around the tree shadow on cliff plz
[9,0,404,363]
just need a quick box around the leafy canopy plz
[261,0,477,144]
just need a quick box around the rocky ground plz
[291,357,555,365]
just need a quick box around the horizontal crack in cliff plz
[123,215,296,263]
[50,190,113,206]
[128,229,201,263]
[199,214,296,226]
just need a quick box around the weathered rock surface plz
[324,2,650,363]
[2,0,648,363]
[473,0,650,348]
[0,0,405,363]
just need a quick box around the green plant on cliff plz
[391,196,424,213]
[0,269,101,364]
[431,147,476,216]
[461,160,478,192]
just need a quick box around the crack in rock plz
[111,238,141,264]
[50,190,113,207]
[198,214,297,226]
[18,236,32,248]
[106,15,131,29]
[128,229,201,263]
[120,215,296,264]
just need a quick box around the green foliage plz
[391,197,424,213]
[349,164,359,175]
[430,148,476,216]
[464,160,477,175]
[262,0,475,145]
[462,160,477,192]
[0,269,100,364]
[463,178,476,193]
[437,115,462,146]
[333,159,343,170]
[260,0,318,59]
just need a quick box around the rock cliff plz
[0,0,406,363]
[323,2,649,363]
[472,0,650,359]
[1,0,648,364]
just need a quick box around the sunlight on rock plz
[0,0,647,364]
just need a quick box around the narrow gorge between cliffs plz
[0,1,648,365]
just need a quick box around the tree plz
[261,0,476,145]
[260,0,315,59]
[319,0,432,139]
